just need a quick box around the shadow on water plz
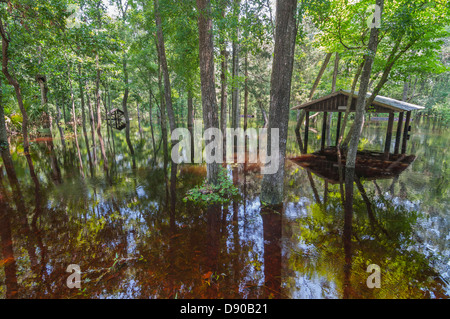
[0,117,449,298]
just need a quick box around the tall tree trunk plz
[219,15,228,152]
[231,0,241,131]
[0,78,9,152]
[294,52,332,138]
[244,50,249,156]
[331,52,339,93]
[196,0,220,184]
[122,56,136,168]
[148,82,157,156]
[344,1,384,241]
[55,98,66,148]
[156,47,169,167]
[95,53,108,172]
[86,82,97,164]
[78,65,93,176]
[260,0,298,205]
[137,101,143,139]
[67,62,85,178]
[154,0,176,133]
[0,19,30,154]
[231,32,240,130]
[35,74,52,137]
[346,0,383,170]
[187,90,195,162]
[327,52,339,146]
[336,59,364,203]
[258,100,268,127]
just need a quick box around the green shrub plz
[183,167,240,206]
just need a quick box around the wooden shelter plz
[106,108,127,131]
[291,90,424,156]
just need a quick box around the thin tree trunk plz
[78,65,93,176]
[156,47,169,167]
[327,52,339,146]
[154,0,176,133]
[219,17,228,152]
[258,100,268,127]
[122,56,136,168]
[231,1,241,131]
[86,82,97,164]
[336,60,364,202]
[137,101,143,139]
[294,52,332,137]
[344,0,384,238]
[55,98,66,148]
[67,62,85,178]
[148,83,157,156]
[95,53,108,172]
[0,19,30,154]
[0,77,10,154]
[346,0,383,170]
[187,90,194,161]
[35,74,52,137]
[244,50,249,156]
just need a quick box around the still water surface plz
[0,117,449,298]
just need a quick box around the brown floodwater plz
[0,116,449,299]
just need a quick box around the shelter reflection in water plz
[289,147,416,184]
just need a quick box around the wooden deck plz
[289,147,416,184]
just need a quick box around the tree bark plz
[346,0,383,170]
[78,65,93,175]
[148,81,157,156]
[187,90,195,161]
[122,56,136,168]
[154,0,176,133]
[260,0,298,205]
[156,45,169,167]
[0,19,30,154]
[231,0,241,131]
[197,0,220,184]
[67,62,85,178]
[86,82,97,164]
[35,74,52,137]
[95,53,109,172]
[294,52,332,137]
[327,52,340,146]
[219,18,228,150]
[0,77,9,151]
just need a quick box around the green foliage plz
[10,113,23,130]
[183,167,240,205]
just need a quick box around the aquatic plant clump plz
[183,168,240,205]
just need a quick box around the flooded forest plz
[0,0,449,299]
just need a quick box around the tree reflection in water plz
[0,119,448,298]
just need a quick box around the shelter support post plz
[321,112,327,150]
[335,112,342,147]
[384,112,395,157]
[394,112,404,154]
[401,111,411,154]
[304,111,309,153]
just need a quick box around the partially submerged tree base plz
[184,167,240,206]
